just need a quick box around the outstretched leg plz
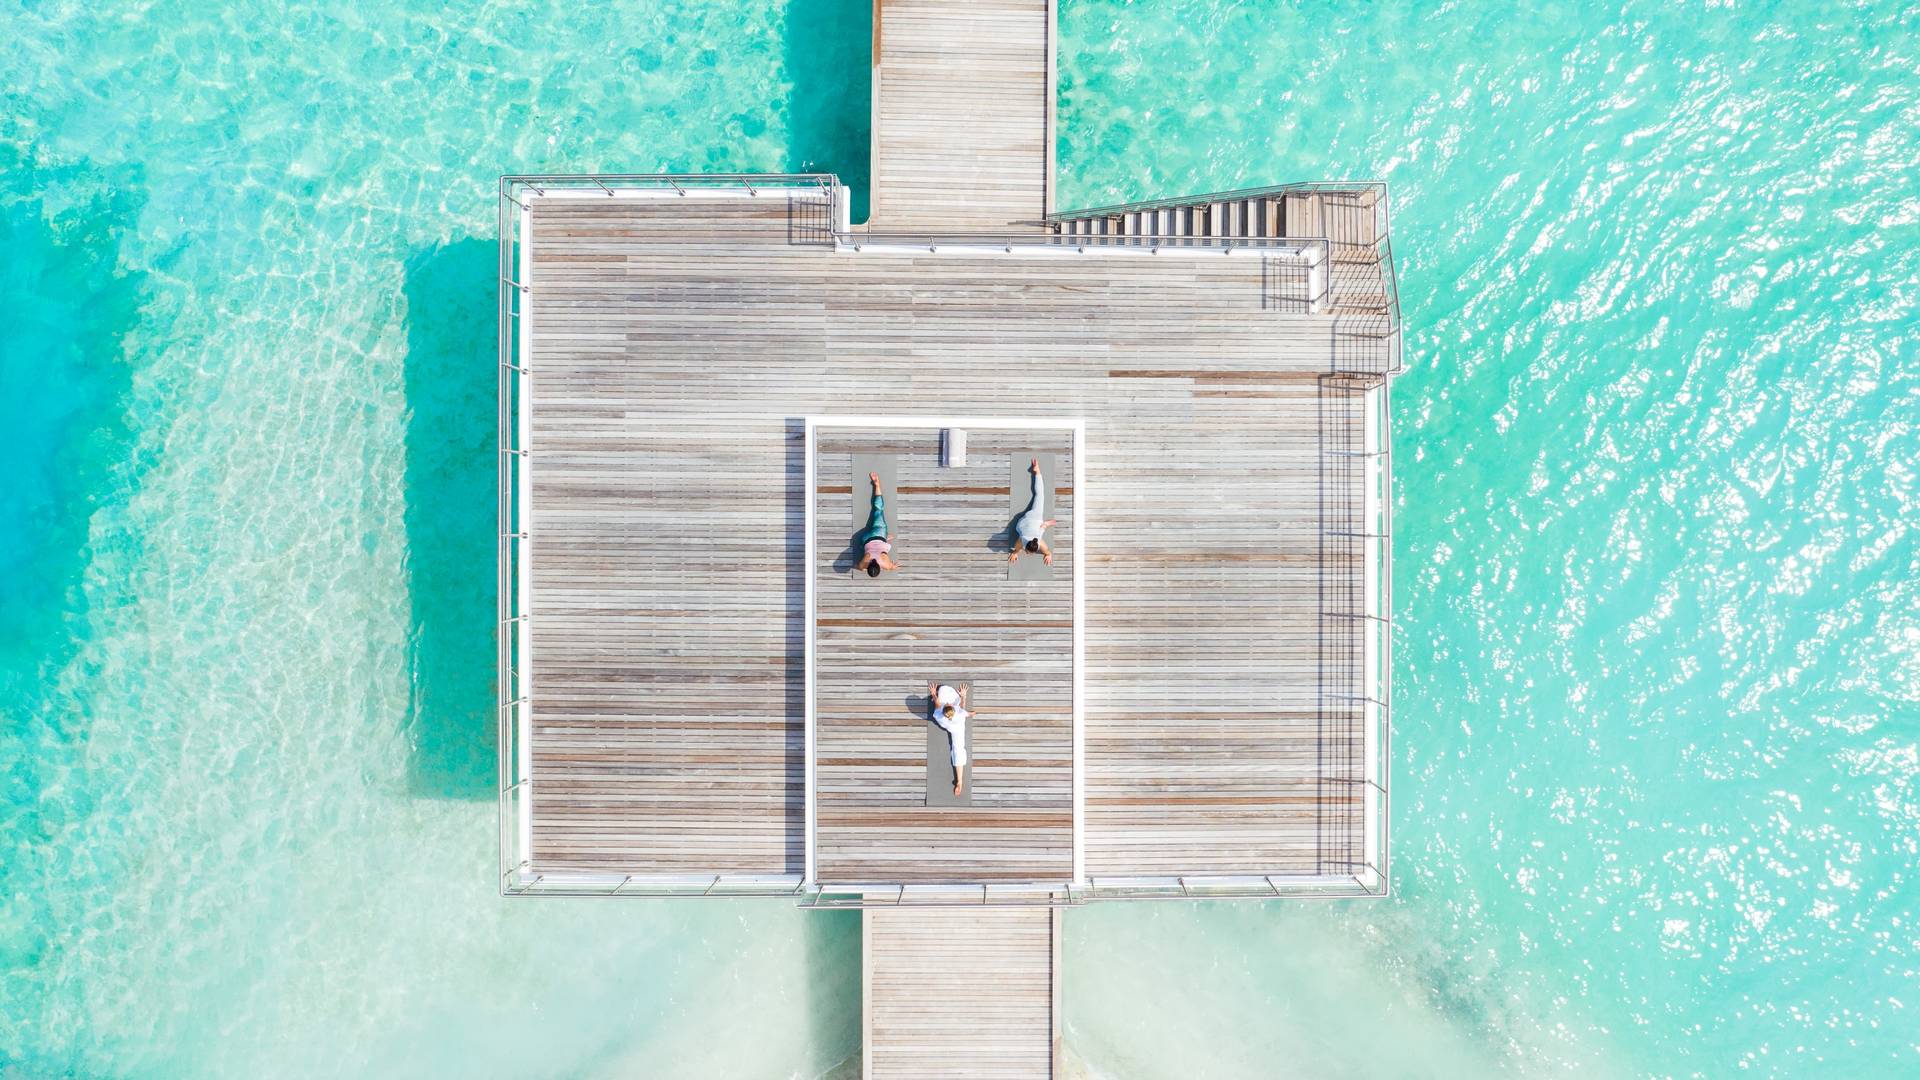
[859,471,889,544]
[1024,457,1045,521]
[1010,457,1046,556]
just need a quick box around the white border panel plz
[515,202,535,868]
[804,415,1087,890]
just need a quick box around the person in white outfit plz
[1008,456,1056,566]
[926,682,973,796]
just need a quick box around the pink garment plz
[864,538,891,560]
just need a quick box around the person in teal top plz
[1008,456,1057,566]
[855,470,901,577]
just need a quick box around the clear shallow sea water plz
[1,1,1914,1077]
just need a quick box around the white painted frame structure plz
[803,415,1088,891]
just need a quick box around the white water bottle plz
[941,428,968,467]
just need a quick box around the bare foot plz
[1030,456,1039,472]
[868,471,880,486]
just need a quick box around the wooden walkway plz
[812,426,1076,884]
[864,906,1060,1078]
[522,193,1366,880]
[869,0,1053,229]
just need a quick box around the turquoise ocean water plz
[2,1,1914,1076]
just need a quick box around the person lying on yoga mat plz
[1007,456,1057,566]
[855,470,901,577]
[927,682,972,796]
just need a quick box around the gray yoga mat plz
[926,681,973,807]
[849,453,898,581]
[1008,452,1057,581]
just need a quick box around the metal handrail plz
[842,231,1335,311]
[496,177,523,895]
[503,171,837,187]
[1376,236,1404,372]
[842,230,1328,254]
[500,172,838,210]
[1376,381,1394,893]
[498,872,1388,903]
[1046,179,1387,222]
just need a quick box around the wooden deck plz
[869,0,1053,229]
[863,906,1060,1078]
[522,192,1367,881]
[812,426,1076,884]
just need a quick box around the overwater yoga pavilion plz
[496,1,1399,1074]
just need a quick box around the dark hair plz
[866,561,882,577]
[1025,539,1041,553]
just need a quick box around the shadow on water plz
[400,238,497,800]
[805,907,865,1075]
[0,152,147,1026]
[0,158,146,695]
[785,0,872,222]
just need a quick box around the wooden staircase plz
[1054,184,1398,327]
[1056,193,1291,240]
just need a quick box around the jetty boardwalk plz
[497,2,1400,1074]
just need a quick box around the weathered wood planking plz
[869,0,1052,229]
[814,427,1075,884]
[864,906,1060,1078]
[525,194,1366,879]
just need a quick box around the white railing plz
[497,177,530,896]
